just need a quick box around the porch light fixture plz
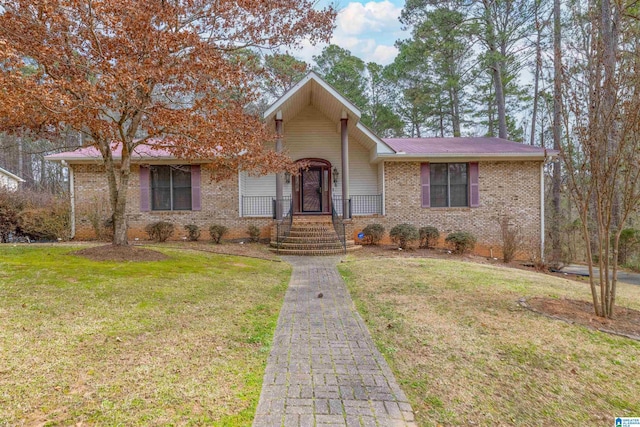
[284,172,291,184]
[333,167,339,187]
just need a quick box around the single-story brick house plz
[47,72,555,257]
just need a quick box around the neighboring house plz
[0,166,25,191]
[46,72,556,257]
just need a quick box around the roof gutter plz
[44,155,206,164]
[371,152,552,163]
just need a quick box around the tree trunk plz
[102,141,130,246]
[551,0,562,265]
[601,0,620,230]
[487,90,495,137]
[530,8,543,146]
[482,0,508,140]
[452,88,461,137]
[112,165,130,246]
[493,65,508,139]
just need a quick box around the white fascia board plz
[356,123,395,156]
[44,155,211,165]
[0,167,25,182]
[263,71,362,121]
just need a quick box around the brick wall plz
[350,161,543,258]
[72,164,272,241]
[72,160,543,257]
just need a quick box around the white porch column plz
[275,111,284,220]
[341,112,350,219]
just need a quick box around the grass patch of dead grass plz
[338,257,640,426]
[0,245,290,426]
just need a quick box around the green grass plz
[0,245,290,426]
[339,257,640,426]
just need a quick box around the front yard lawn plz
[339,257,640,426]
[0,245,290,426]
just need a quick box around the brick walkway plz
[253,257,416,427]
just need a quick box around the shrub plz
[145,221,175,242]
[389,223,419,250]
[525,237,547,271]
[209,224,228,244]
[362,223,385,245]
[19,206,70,241]
[0,192,19,242]
[419,226,440,249]
[84,194,112,240]
[445,231,477,255]
[184,224,201,241]
[247,224,261,243]
[0,188,70,241]
[499,216,521,263]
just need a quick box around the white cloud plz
[336,1,403,36]
[294,0,408,66]
[371,45,399,64]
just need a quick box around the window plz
[423,163,473,208]
[150,165,192,210]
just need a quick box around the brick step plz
[271,243,343,250]
[288,225,335,232]
[292,216,333,223]
[292,220,333,225]
[270,240,358,249]
[268,245,362,256]
[279,236,345,244]
[287,230,338,237]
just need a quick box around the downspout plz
[63,161,76,239]
[381,162,386,216]
[540,160,545,262]
[238,171,242,218]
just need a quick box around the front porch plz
[240,72,393,255]
[240,194,384,218]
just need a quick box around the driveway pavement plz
[253,256,416,427]
[561,264,640,286]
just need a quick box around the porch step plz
[270,217,361,256]
[270,246,362,256]
[278,235,353,244]
[293,215,333,223]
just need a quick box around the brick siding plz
[72,164,272,241]
[72,160,543,258]
[350,161,543,258]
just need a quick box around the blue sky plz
[295,0,409,66]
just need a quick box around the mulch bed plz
[522,297,640,340]
[72,245,169,262]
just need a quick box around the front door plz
[302,168,322,212]
[293,159,332,214]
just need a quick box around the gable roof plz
[263,71,395,155]
[45,73,556,164]
[0,166,25,182]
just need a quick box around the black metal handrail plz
[275,199,293,254]
[243,194,381,217]
[331,200,347,254]
[242,196,292,217]
[242,196,274,217]
[332,195,381,216]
